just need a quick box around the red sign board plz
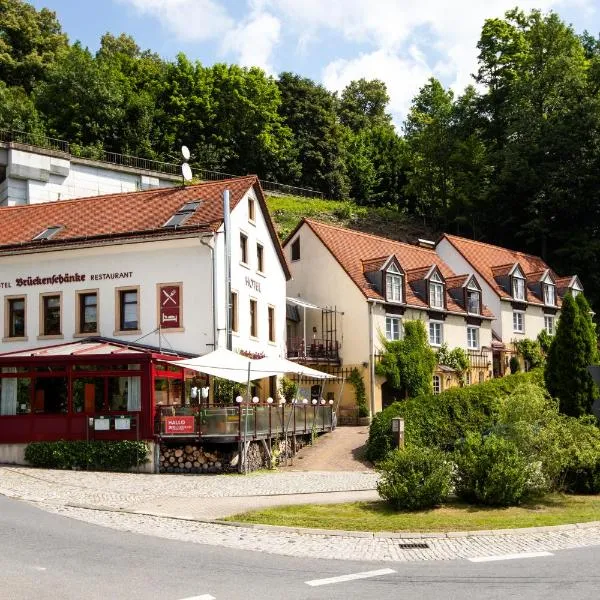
[159,285,181,329]
[164,416,195,435]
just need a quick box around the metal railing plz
[0,128,69,153]
[467,350,491,369]
[0,128,324,198]
[287,337,340,362]
[156,404,333,439]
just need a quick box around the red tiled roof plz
[446,275,469,289]
[298,219,493,318]
[441,234,563,306]
[0,176,291,279]
[362,256,390,273]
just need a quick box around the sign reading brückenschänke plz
[14,271,134,287]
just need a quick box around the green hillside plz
[265,195,435,243]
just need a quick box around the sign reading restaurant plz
[12,271,133,288]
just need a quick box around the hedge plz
[24,440,149,471]
[366,370,544,463]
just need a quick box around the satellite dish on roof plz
[181,162,193,182]
[181,145,190,161]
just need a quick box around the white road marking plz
[176,595,215,600]
[469,551,554,563]
[32,566,47,571]
[306,568,397,587]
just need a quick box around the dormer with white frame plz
[510,264,526,302]
[427,266,446,311]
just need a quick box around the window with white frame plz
[429,321,443,346]
[385,264,403,303]
[544,315,555,335]
[385,316,401,341]
[467,288,480,314]
[429,271,444,308]
[433,375,441,394]
[513,311,524,333]
[512,274,525,300]
[544,283,555,306]
[467,326,479,350]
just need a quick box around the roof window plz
[32,226,62,241]
[163,200,202,228]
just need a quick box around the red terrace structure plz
[0,338,334,472]
[0,338,191,447]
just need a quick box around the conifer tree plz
[545,293,597,415]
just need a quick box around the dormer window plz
[385,263,403,303]
[429,271,444,309]
[467,289,480,314]
[512,274,525,301]
[544,283,555,306]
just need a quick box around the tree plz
[35,42,126,152]
[277,72,349,198]
[0,81,44,134]
[338,78,392,133]
[376,320,436,399]
[0,0,68,92]
[545,294,598,416]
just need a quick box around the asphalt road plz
[2,495,600,600]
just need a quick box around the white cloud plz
[221,11,281,74]
[293,0,592,125]
[322,49,432,128]
[118,0,234,42]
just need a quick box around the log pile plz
[159,444,234,474]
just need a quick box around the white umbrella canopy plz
[172,348,280,384]
[172,349,336,384]
[254,356,336,380]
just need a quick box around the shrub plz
[279,377,298,402]
[509,356,521,374]
[454,433,531,506]
[559,415,600,494]
[348,368,369,418]
[25,440,149,471]
[376,446,452,510]
[365,370,543,463]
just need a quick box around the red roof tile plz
[441,234,564,306]
[298,219,493,318]
[0,176,290,279]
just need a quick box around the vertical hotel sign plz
[159,284,181,329]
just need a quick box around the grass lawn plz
[225,494,600,532]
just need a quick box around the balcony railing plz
[467,350,491,369]
[155,404,334,439]
[287,337,340,362]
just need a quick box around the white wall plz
[0,188,289,360]
[0,148,177,206]
[286,225,370,366]
[437,237,503,339]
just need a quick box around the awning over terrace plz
[171,348,336,383]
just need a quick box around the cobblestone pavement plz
[1,466,600,562]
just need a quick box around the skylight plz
[163,200,202,228]
[32,226,62,241]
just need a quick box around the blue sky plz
[29,0,600,126]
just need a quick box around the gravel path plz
[283,426,373,472]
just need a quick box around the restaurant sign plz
[159,284,181,328]
[164,416,195,435]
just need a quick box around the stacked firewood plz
[159,444,232,474]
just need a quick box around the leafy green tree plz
[545,294,598,416]
[338,78,392,133]
[35,42,126,151]
[277,72,349,198]
[376,320,436,399]
[0,0,68,91]
[0,81,44,134]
